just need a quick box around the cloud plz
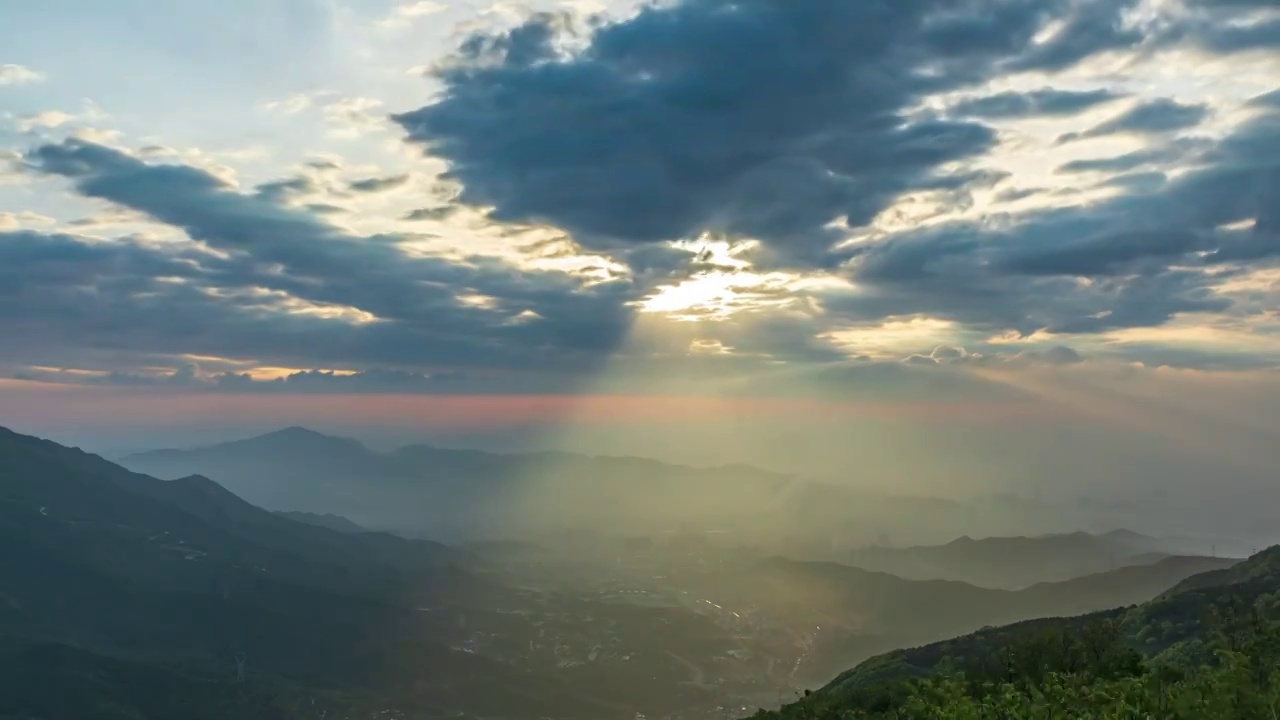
[901,344,1086,367]
[1005,0,1148,71]
[254,175,320,202]
[14,364,473,394]
[0,212,55,230]
[15,140,638,379]
[948,88,1123,119]
[1184,0,1280,6]
[10,100,110,134]
[993,187,1047,203]
[825,100,1280,342]
[1042,345,1084,365]
[1249,88,1280,109]
[1055,137,1212,174]
[397,0,1149,267]
[1094,170,1167,193]
[214,368,471,393]
[402,205,458,222]
[377,1,447,29]
[1002,228,1205,277]
[348,173,409,193]
[1057,98,1210,143]
[323,97,386,138]
[264,93,315,115]
[0,64,44,86]
[16,111,75,131]
[6,0,1280,387]
[1188,12,1280,55]
[14,364,203,388]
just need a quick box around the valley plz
[2,426,1263,720]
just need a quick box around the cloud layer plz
[1,0,1279,400]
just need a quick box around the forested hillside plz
[751,547,1280,719]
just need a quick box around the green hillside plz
[749,546,1280,719]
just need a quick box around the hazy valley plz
[4,425,1271,719]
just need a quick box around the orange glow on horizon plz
[0,381,1041,430]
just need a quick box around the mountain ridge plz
[755,544,1280,719]
[0,425,654,719]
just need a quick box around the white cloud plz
[323,96,387,139]
[376,1,446,29]
[0,64,44,86]
[11,100,110,133]
[0,211,56,230]
[824,317,963,360]
[264,93,314,115]
[0,148,28,186]
[262,90,337,115]
[17,110,74,132]
[398,1,445,18]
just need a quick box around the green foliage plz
[754,567,1280,720]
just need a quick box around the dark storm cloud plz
[1057,99,1210,143]
[14,364,201,388]
[0,230,205,295]
[1249,89,1280,109]
[949,88,1123,119]
[1005,0,1146,71]
[15,140,637,377]
[828,105,1280,338]
[394,0,1146,267]
[1094,171,1167,193]
[255,175,319,202]
[1194,17,1280,54]
[1001,228,1203,276]
[1055,137,1212,174]
[1185,0,1280,6]
[8,0,1279,386]
[1148,0,1279,54]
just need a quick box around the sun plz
[638,271,748,320]
[635,239,786,321]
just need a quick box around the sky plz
[2,0,1280,504]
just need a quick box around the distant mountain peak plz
[218,427,370,455]
[266,426,325,438]
[170,473,224,491]
[1099,528,1151,542]
[165,474,254,510]
[256,426,346,443]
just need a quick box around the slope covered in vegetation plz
[751,547,1280,719]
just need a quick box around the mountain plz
[121,429,989,546]
[123,429,788,538]
[751,546,1280,719]
[0,426,658,719]
[847,530,1222,589]
[702,554,1236,634]
[6,426,1261,719]
[3,427,466,600]
[676,552,1236,685]
[275,510,366,533]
